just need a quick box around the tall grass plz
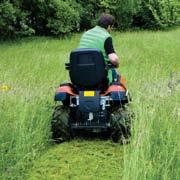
[0,36,79,179]
[0,29,179,179]
[123,94,179,180]
[118,30,180,180]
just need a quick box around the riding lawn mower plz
[51,48,133,143]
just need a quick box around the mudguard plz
[101,85,126,96]
[101,84,128,103]
[55,84,77,101]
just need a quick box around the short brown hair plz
[97,13,115,29]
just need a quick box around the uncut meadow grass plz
[0,29,180,179]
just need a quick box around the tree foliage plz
[100,0,137,30]
[0,0,179,38]
[46,0,80,36]
[133,0,180,29]
[0,0,34,38]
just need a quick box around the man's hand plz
[108,53,119,68]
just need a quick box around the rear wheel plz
[110,108,133,143]
[51,105,71,143]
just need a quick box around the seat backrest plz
[69,48,107,88]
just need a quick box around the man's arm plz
[108,53,119,67]
[104,37,119,67]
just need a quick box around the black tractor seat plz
[68,48,109,90]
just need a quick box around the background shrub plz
[0,0,179,38]
[20,0,51,35]
[0,1,16,38]
[76,0,136,30]
[46,0,80,36]
[0,1,34,38]
[99,0,137,30]
[76,0,100,30]
[133,0,180,29]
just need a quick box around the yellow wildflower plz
[0,85,11,92]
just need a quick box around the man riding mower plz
[51,48,133,143]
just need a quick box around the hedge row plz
[0,0,179,38]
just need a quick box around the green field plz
[0,29,180,180]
